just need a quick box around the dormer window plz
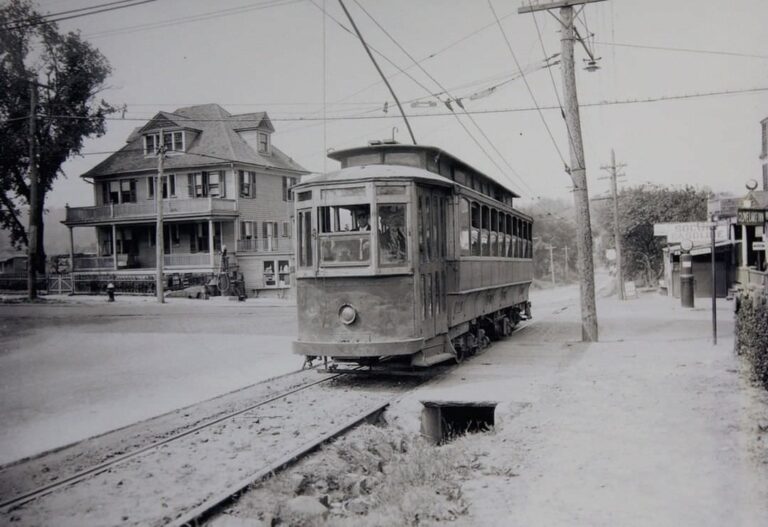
[144,131,185,155]
[258,132,270,154]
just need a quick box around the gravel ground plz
[384,287,768,526]
[1,376,412,527]
[0,297,299,465]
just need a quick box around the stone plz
[345,497,370,515]
[280,496,329,523]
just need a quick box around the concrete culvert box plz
[420,401,497,444]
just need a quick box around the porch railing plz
[236,237,293,253]
[73,256,115,270]
[66,198,238,224]
[737,266,768,291]
[72,253,222,270]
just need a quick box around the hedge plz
[735,291,768,390]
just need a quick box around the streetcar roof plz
[326,143,521,199]
[295,164,454,188]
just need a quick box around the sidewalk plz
[387,290,768,526]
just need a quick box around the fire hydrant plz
[107,282,115,302]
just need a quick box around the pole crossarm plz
[518,0,606,14]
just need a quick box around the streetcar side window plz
[490,209,498,257]
[512,217,519,258]
[378,204,408,266]
[505,214,512,258]
[459,198,470,256]
[470,202,481,256]
[297,209,313,268]
[481,205,490,256]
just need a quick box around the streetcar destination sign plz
[737,209,766,226]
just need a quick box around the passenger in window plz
[354,210,371,231]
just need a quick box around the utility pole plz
[600,149,627,300]
[564,245,569,282]
[549,243,557,287]
[519,0,605,342]
[156,130,166,303]
[27,81,39,300]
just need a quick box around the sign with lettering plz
[753,241,767,251]
[737,209,766,226]
[653,222,728,244]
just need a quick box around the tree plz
[594,184,709,286]
[521,198,577,284]
[0,0,113,295]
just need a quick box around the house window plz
[103,179,136,204]
[282,221,291,238]
[144,131,184,155]
[144,134,158,155]
[208,171,225,198]
[240,220,256,240]
[282,177,296,202]
[189,223,209,253]
[257,132,270,154]
[189,173,207,197]
[239,170,256,198]
[148,174,176,199]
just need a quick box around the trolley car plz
[292,142,533,368]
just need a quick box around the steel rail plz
[0,372,344,512]
[171,401,390,527]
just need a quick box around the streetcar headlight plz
[339,304,357,325]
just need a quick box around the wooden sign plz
[737,209,766,226]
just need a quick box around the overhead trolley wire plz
[488,0,569,171]
[349,0,530,194]
[19,86,768,126]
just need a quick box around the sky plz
[23,0,768,209]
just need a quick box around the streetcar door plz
[417,186,448,339]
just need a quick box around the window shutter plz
[220,171,226,198]
[187,174,194,197]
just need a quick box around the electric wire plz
[488,0,569,170]
[527,8,576,158]
[594,41,768,60]
[3,0,158,30]
[14,86,766,126]
[350,0,531,194]
[83,0,302,39]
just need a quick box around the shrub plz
[735,292,768,390]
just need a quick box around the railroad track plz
[0,368,409,527]
[0,323,531,526]
[0,371,339,513]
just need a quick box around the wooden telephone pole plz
[600,149,627,300]
[27,82,40,300]
[519,0,605,342]
[156,130,166,303]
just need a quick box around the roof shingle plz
[83,104,307,178]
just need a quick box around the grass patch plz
[228,424,490,526]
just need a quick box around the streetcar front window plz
[378,204,408,266]
[319,204,371,265]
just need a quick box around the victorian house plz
[64,104,308,293]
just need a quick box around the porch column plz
[112,224,118,270]
[209,219,215,267]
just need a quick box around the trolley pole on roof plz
[518,0,605,342]
[337,0,417,145]
[155,130,166,304]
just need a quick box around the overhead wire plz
[22,85,768,125]
[82,0,302,39]
[350,0,531,194]
[488,0,569,171]
[3,0,158,30]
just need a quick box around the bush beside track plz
[735,291,768,391]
